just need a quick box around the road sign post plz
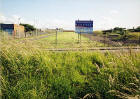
[80,31,81,43]
[77,33,80,43]
[75,20,93,43]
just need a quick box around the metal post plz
[36,29,37,36]
[78,33,79,43]
[104,33,106,47]
[139,32,140,45]
[80,32,81,43]
[107,33,109,47]
[0,58,1,99]
[78,33,80,43]
[3,31,5,39]
[56,28,58,44]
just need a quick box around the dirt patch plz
[82,34,121,47]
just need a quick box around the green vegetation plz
[129,26,140,32]
[40,32,87,43]
[23,32,104,48]
[135,26,140,32]
[0,37,140,99]
[0,31,9,39]
[96,27,140,46]
[127,32,140,40]
[20,24,36,32]
[107,32,140,42]
[102,26,140,35]
[20,23,36,37]
[93,31,103,36]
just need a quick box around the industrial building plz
[0,24,25,37]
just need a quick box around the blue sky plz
[0,0,140,30]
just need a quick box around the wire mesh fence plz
[1,30,140,50]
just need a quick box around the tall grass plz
[0,38,140,99]
[31,32,104,48]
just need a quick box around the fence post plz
[56,28,58,45]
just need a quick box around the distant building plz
[0,24,25,37]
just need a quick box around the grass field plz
[93,31,140,46]
[16,32,105,49]
[127,32,140,40]
[0,34,140,99]
[0,32,140,99]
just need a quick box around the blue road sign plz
[75,20,93,33]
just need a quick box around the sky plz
[0,0,140,30]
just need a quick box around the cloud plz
[93,10,120,30]
[0,14,6,23]
[110,10,119,15]
[0,10,122,30]
[0,14,36,26]
[1,14,118,30]
[7,15,21,24]
[94,16,116,30]
[0,14,22,24]
[0,15,72,29]
[42,19,74,29]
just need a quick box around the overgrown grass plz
[35,32,104,48]
[127,32,140,40]
[0,39,140,99]
[13,32,105,49]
